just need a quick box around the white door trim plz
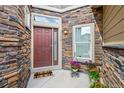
[31,13,62,73]
[72,23,95,62]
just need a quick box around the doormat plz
[34,70,53,79]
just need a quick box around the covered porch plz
[0,5,124,88]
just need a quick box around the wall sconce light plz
[63,30,68,35]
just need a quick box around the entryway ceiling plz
[32,5,84,13]
[47,5,73,9]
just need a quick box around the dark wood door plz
[34,27,52,68]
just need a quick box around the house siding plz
[0,5,123,88]
[0,5,31,88]
[103,5,124,44]
[101,48,124,88]
[101,5,124,88]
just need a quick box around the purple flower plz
[70,60,81,69]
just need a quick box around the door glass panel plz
[53,31,57,61]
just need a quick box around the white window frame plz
[25,6,31,30]
[73,23,95,62]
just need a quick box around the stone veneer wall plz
[62,6,103,70]
[31,7,61,17]
[31,6,103,71]
[101,48,124,88]
[0,6,31,88]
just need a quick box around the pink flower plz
[70,60,81,69]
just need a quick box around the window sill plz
[76,57,91,62]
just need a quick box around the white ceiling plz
[48,5,72,9]
[32,5,84,13]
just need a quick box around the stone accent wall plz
[62,6,103,70]
[31,6,103,71]
[101,48,124,88]
[0,5,31,88]
[31,7,61,17]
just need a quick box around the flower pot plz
[71,68,79,77]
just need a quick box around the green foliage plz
[90,81,107,88]
[88,66,107,88]
[88,71,99,81]
[71,68,79,72]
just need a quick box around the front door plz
[34,27,58,68]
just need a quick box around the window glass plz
[53,31,57,61]
[76,43,90,58]
[75,26,91,42]
[75,25,91,59]
[34,15,60,25]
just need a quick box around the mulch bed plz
[34,70,53,79]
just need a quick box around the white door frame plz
[72,23,95,62]
[31,13,62,73]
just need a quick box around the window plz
[53,28,58,65]
[73,23,94,61]
[53,31,57,61]
[34,15,60,25]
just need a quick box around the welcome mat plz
[34,70,53,79]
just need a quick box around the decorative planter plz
[70,68,79,77]
[70,60,81,77]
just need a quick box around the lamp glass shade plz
[64,30,68,35]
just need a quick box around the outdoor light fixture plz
[63,30,68,35]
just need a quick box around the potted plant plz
[88,67,107,88]
[88,70,99,82]
[90,80,107,88]
[70,60,81,77]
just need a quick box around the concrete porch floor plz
[27,69,90,88]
